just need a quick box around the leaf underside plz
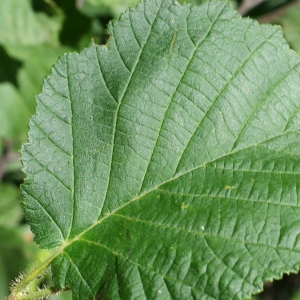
[21,0,300,299]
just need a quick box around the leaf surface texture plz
[22,1,300,299]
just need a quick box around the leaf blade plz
[22,0,300,299]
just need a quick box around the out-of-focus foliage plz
[292,290,300,300]
[0,84,28,140]
[0,0,300,299]
[0,183,39,299]
[274,7,300,54]
[0,1,78,299]
[0,184,22,226]
[0,0,60,47]
[77,0,235,17]
[0,0,67,149]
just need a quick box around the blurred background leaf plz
[0,0,61,48]
[0,184,22,226]
[272,6,300,54]
[77,0,235,18]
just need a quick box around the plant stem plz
[8,251,62,300]
[12,287,59,300]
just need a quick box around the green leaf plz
[0,83,30,139]
[0,227,31,297]
[15,46,70,113]
[21,0,300,299]
[0,184,36,300]
[0,255,9,299]
[0,0,61,48]
[0,252,9,300]
[78,0,217,17]
[0,0,68,144]
[0,48,68,145]
[292,289,300,300]
[274,7,300,55]
[0,184,22,227]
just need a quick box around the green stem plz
[12,287,59,300]
[8,251,62,300]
